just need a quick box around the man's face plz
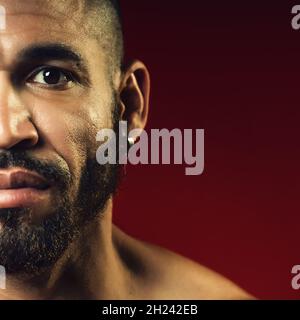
[0,0,120,275]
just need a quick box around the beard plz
[0,104,122,276]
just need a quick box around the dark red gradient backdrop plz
[113,1,300,299]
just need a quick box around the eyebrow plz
[11,43,90,85]
[17,43,84,63]
[17,43,88,70]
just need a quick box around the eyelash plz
[25,65,80,90]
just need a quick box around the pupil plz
[43,69,61,84]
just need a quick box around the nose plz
[0,73,38,150]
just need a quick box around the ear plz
[118,60,150,131]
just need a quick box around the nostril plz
[11,121,39,149]
[0,115,39,150]
[15,138,39,149]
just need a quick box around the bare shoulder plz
[113,226,253,300]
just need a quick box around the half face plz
[0,0,120,274]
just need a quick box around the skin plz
[0,0,252,299]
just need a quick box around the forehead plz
[0,0,88,33]
[0,0,102,67]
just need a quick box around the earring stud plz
[128,137,135,148]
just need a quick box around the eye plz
[27,67,76,89]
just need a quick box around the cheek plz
[29,97,111,188]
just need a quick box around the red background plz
[113,1,300,299]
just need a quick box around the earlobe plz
[119,60,150,131]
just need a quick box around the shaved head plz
[0,0,123,77]
[85,0,123,74]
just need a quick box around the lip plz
[0,168,51,208]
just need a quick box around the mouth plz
[0,168,51,208]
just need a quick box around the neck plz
[0,199,131,300]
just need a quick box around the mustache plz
[0,150,71,188]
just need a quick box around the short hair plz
[86,0,123,74]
